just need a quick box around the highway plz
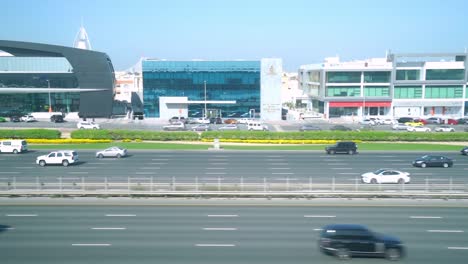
[0,199,467,263]
[0,150,467,186]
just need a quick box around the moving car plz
[50,114,64,123]
[36,150,79,167]
[412,155,453,168]
[247,121,268,131]
[163,122,186,131]
[10,116,21,122]
[406,126,431,132]
[20,115,37,122]
[191,124,210,132]
[325,141,357,154]
[361,169,410,184]
[392,123,409,130]
[0,140,28,154]
[319,224,404,260]
[434,125,455,132]
[218,124,238,131]
[77,121,100,129]
[359,119,375,126]
[299,124,321,131]
[96,146,127,158]
[461,147,468,155]
[426,117,442,124]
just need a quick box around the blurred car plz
[434,125,455,132]
[247,122,268,131]
[412,155,453,168]
[446,118,458,125]
[381,118,397,125]
[461,146,468,155]
[10,116,21,122]
[50,114,64,123]
[77,121,100,129]
[359,119,375,126]
[194,117,210,124]
[169,116,187,124]
[96,146,127,158]
[209,117,222,124]
[457,117,468,124]
[192,124,211,132]
[163,122,186,131]
[361,169,410,184]
[406,126,431,132]
[218,124,238,130]
[224,118,238,124]
[36,150,78,167]
[318,224,404,260]
[397,117,413,123]
[412,118,427,125]
[426,117,442,124]
[299,124,321,131]
[329,125,352,131]
[325,141,357,155]
[237,118,253,124]
[0,117,6,122]
[392,123,409,130]
[405,121,424,127]
[20,115,37,122]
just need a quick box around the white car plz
[21,115,37,122]
[381,119,397,125]
[360,119,375,126]
[238,118,253,124]
[36,150,79,167]
[434,125,455,132]
[163,122,185,131]
[361,169,410,184]
[96,146,127,158]
[218,124,238,131]
[247,122,269,131]
[77,121,100,129]
[407,126,431,132]
[194,118,210,124]
[392,123,409,130]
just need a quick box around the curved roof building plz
[0,40,115,118]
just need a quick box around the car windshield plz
[373,169,386,174]
[421,155,430,160]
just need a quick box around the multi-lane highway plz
[1,199,467,263]
[0,150,466,186]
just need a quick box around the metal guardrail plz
[0,177,467,197]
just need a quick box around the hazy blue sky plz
[2,0,468,71]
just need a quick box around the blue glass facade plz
[142,60,261,118]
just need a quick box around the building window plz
[393,86,422,99]
[396,70,420,80]
[425,85,463,99]
[308,71,320,82]
[363,71,390,83]
[425,69,465,80]
[326,86,361,97]
[326,72,361,83]
[364,86,390,97]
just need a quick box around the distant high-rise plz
[73,26,92,50]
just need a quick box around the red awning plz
[329,101,391,107]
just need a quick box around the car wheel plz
[335,247,351,260]
[116,154,122,158]
[385,248,401,261]
[62,160,69,167]
[370,178,377,184]
[352,150,357,154]
[348,150,352,155]
[98,154,104,159]
[421,163,427,168]
[39,160,46,167]
[443,163,449,168]
[397,178,405,184]
[332,150,336,155]
[13,149,18,154]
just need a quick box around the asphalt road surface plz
[0,150,467,186]
[1,199,467,264]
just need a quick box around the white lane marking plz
[272,172,294,175]
[205,172,226,175]
[339,172,360,175]
[6,214,37,217]
[205,168,226,170]
[376,156,397,158]
[202,178,225,181]
[428,230,463,233]
[67,172,89,174]
[275,178,298,181]
[410,216,442,219]
[327,163,348,165]
[213,155,228,158]
[149,162,167,165]
[266,159,285,161]
[0,227,15,230]
[0,172,20,174]
[448,247,468,250]
[387,160,404,162]
[72,244,111,247]
[105,214,136,217]
[267,156,283,157]
[464,168,468,170]
[14,167,34,169]
[208,159,227,161]
[412,173,434,175]
[269,163,289,165]
[210,163,227,165]
[207,215,238,217]
[392,163,410,166]
[92,227,127,230]
[331,168,351,170]
[195,244,235,247]
[139,167,161,170]
[87,162,105,165]
[135,172,154,175]
[313,228,323,231]
[152,158,169,161]
[203,228,238,231]
[270,168,290,170]
[304,215,336,218]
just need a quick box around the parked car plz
[194,117,210,124]
[406,126,431,132]
[412,155,453,168]
[361,169,410,184]
[457,117,468,124]
[0,117,6,122]
[169,116,187,124]
[412,118,427,125]
[329,125,352,131]
[325,141,357,155]
[392,123,409,130]
[77,121,100,129]
[359,119,375,126]
[163,122,186,131]
[381,118,397,125]
[397,117,413,123]
[209,117,223,124]
[191,124,211,132]
[299,124,321,131]
[96,146,127,158]
[0,140,28,154]
[446,118,458,125]
[426,117,442,124]
[247,121,268,131]
[405,121,424,127]
[434,125,455,132]
[460,146,468,155]
[218,124,238,131]
[50,114,64,123]
[223,118,238,124]
[20,115,37,122]
[318,224,404,260]
[10,116,21,122]
[237,118,253,124]
[36,150,79,167]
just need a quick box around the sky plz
[1,0,468,71]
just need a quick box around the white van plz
[0,140,28,154]
[247,121,269,131]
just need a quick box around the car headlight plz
[416,161,423,163]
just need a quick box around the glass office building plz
[142,59,282,120]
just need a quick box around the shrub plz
[0,129,61,139]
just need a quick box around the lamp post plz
[204,80,207,119]
[46,80,52,113]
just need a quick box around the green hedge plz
[0,129,61,139]
[71,129,199,141]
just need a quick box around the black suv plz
[461,147,468,155]
[50,114,64,123]
[319,224,404,260]
[325,141,357,154]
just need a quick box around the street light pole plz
[204,80,207,118]
[46,80,52,113]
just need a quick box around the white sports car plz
[361,169,410,184]
[407,126,431,132]
[434,126,455,132]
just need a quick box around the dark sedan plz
[412,155,453,168]
[461,147,468,155]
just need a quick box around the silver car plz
[96,146,127,158]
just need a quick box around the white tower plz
[73,24,92,50]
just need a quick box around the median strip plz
[105,214,136,217]
[6,214,37,217]
[203,228,237,231]
[428,230,463,233]
[92,227,127,230]
[72,244,111,247]
[195,244,236,247]
[448,247,468,250]
[304,215,336,218]
[207,215,238,217]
